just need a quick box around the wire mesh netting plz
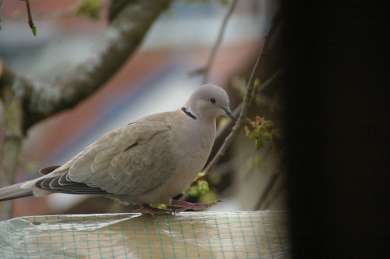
[0,210,288,259]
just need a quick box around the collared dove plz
[0,84,234,211]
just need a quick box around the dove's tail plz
[0,181,34,202]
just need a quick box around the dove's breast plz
[137,112,216,204]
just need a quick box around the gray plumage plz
[0,84,233,206]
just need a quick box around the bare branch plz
[190,0,238,82]
[255,171,280,209]
[0,80,24,219]
[202,0,237,83]
[108,0,129,22]
[257,172,285,210]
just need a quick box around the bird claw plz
[169,200,212,212]
[132,204,163,216]
[132,199,221,215]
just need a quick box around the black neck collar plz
[181,107,197,120]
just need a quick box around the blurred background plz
[2,1,387,258]
[0,0,282,217]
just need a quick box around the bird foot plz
[132,204,163,216]
[169,200,212,213]
[132,200,220,215]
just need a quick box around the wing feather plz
[63,112,178,197]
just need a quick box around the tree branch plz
[255,171,280,209]
[257,172,285,210]
[1,0,172,132]
[0,71,24,219]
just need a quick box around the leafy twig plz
[0,80,24,219]
[204,4,282,174]
[204,70,280,171]
[204,49,262,175]
[24,0,37,36]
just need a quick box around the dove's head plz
[185,84,235,121]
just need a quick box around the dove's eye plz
[210,98,216,104]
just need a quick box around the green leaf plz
[186,186,199,198]
[197,180,210,195]
[150,203,168,210]
[31,25,37,36]
[264,132,273,141]
[254,78,261,88]
[199,191,218,204]
[75,0,102,20]
[245,117,274,150]
[255,139,263,149]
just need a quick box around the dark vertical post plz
[283,1,388,258]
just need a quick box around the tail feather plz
[0,182,34,202]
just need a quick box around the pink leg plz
[132,204,160,216]
[169,199,211,212]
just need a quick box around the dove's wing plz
[36,112,178,198]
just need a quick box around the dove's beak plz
[222,106,236,121]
